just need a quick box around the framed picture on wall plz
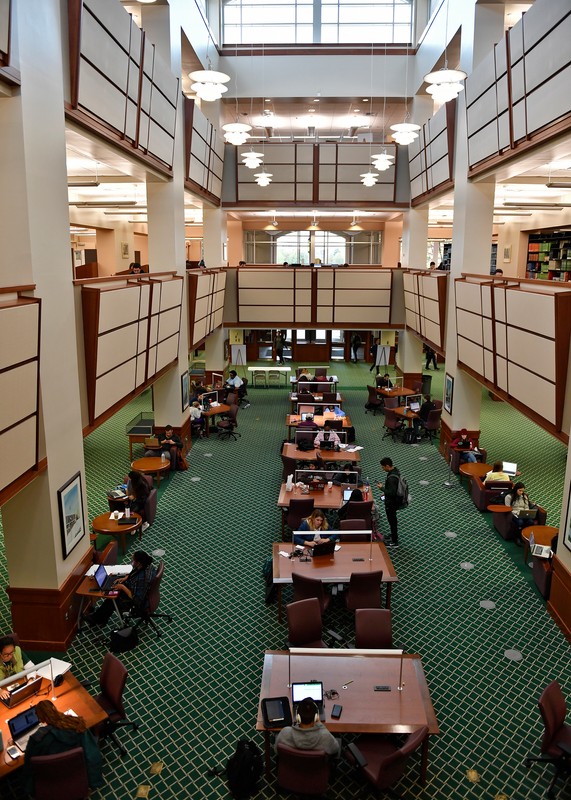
[564,484,571,553]
[444,373,454,414]
[57,472,86,560]
[181,372,190,411]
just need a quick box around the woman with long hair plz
[127,469,151,516]
[24,700,103,793]
[293,509,337,548]
[505,482,537,544]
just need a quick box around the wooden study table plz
[281,443,361,464]
[289,393,344,412]
[394,406,419,427]
[131,456,171,487]
[286,413,353,438]
[202,403,231,436]
[377,386,416,401]
[290,377,339,392]
[278,482,344,511]
[91,511,142,553]
[459,461,491,488]
[75,569,131,630]
[0,672,107,778]
[272,541,397,622]
[256,650,439,780]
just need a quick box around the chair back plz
[99,652,128,720]
[412,381,423,393]
[315,368,327,377]
[367,385,381,405]
[384,397,398,409]
[343,500,373,526]
[424,408,442,431]
[322,392,337,403]
[286,498,315,530]
[30,746,89,800]
[286,598,324,647]
[339,519,369,541]
[355,609,393,648]
[538,681,568,754]
[346,570,383,610]
[146,561,164,616]
[295,430,315,448]
[93,541,119,566]
[282,455,297,482]
[327,419,343,431]
[276,743,330,795]
[292,572,328,613]
[226,392,237,406]
[383,409,401,431]
[376,726,429,790]
[432,399,443,410]
[144,487,158,525]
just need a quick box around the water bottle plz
[364,477,370,499]
[161,451,166,462]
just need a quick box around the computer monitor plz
[405,394,423,410]
[298,404,315,415]
[211,372,224,388]
[200,390,219,407]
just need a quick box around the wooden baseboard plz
[547,556,571,643]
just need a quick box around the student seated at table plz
[376,373,393,389]
[298,368,314,382]
[332,463,361,486]
[484,461,511,483]
[450,429,480,463]
[275,697,340,757]
[302,463,328,486]
[505,482,538,544]
[314,424,341,449]
[297,413,319,431]
[190,380,207,403]
[0,634,25,698]
[190,401,204,437]
[24,700,103,795]
[145,425,182,471]
[413,395,435,432]
[125,470,151,516]
[225,370,243,391]
[86,550,156,626]
[293,510,338,548]
[338,488,364,520]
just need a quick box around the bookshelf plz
[527,232,571,281]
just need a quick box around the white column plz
[1,0,88,590]
[205,327,228,373]
[401,207,429,269]
[203,207,227,268]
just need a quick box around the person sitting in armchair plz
[450,428,481,464]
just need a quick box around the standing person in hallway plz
[369,337,381,374]
[377,457,402,547]
[424,346,438,370]
[351,332,362,363]
[274,331,286,364]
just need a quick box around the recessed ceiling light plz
[362,98,369,102]
[313,99,320,103]
[265,98,271,102]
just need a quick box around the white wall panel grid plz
[410,102,453,201]
[188,270,227,348]
[403,270,447,349]
[0,297,41,493]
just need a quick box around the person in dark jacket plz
[24,700,103,794]
[87,550,156,626]
[126,470,151,516]
[377,457,401,546]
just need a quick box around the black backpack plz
[226,739,263,799]
[402,428,416,444]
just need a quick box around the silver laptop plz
[1,675,43,709]
[503,461,517,476]
[409,402,421,413]
[517,508,537,520]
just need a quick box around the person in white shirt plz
[225,370,243,390]
[189,401,204,437]
[314,424,341,448]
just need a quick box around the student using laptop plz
[86,551,156,626]
[505,483,538,544]
[126,470,151,517]
[296,414,319,431]
[484,461,511,483]
[376,372,392,389]
[293,511,337,548]
[23,700,103,795]
[314,423,341,449]
[413,395,435,434]
[275,697,340,757]
[0,635,25,698]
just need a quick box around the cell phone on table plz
[331,704,342,719]
[7,745,20,759]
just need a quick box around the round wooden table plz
[131,456,171,487]
[459,462,491,487]
[522,525,558,563]
[91,512,142,554]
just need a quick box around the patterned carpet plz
[0,360,569,799]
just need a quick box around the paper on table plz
[85,564,132,577]
[36,658,72,681]
[345,446,363,452]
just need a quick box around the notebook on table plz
[8,705,40,750]
[0,676,43,709]
[291,681,326,721]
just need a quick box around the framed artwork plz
[57,472,86,559]
[181,371,190,411]
[444,373,454,414]
[121,242,129,259]
[564,484,571,553]
[503,245,512,263]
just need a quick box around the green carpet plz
[0,361,569,799]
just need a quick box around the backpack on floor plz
[226,739,263,799]
[402,428,416,444]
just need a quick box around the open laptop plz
[503,461,518,476]
[1,675,43,709]
[517,508,537,521]
[409,401,421,413]
[8,705,40,751]
[93,564,118,593]
[291,681,326,721]
[319,440,335,451]
[312,539,336,557]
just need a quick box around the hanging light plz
[241,150,264,169]
[360,171,379,187]
[188,69,230,102]
[390,122,421,145]
[371,151,395,171]
[425,69,467,104]
[254,170,272,187]
[222,122,252,146]
[423,1,467,104]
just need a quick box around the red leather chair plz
[365,385,383,415]
[492,503,546,540]
[345,726,429,793]
[355,609,393,649]
[340,500,373,527]
[339,519,369,541]
[276,743,331,796]
[30,747,89,800]
[285,498,315,532]
[292,572,331,614]
[525,681,571,798]
[94,653,138,756]
[286,598,326,648]
[345,571,383,611]
[470,476,513,512]
[382,410,404,441]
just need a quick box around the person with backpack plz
[377,457,406,547]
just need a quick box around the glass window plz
[315,329,327,343]
[331,329,344,343]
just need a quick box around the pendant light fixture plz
[241,150,264,169]
[189,54,230,102]
[390,41,420,146]
[223,122,251,146]
[361,43,379,187]
[254,170,272,187]
[423,0,467,104]
[371,40,395,172]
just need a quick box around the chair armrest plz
[345,742,368,768]
[556,740,571,757]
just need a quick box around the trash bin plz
[421,374,432,395]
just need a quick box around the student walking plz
[377,457,408,547]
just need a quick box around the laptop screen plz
[410,402,421,412]
[94,564,108,590]
[343,488,353,501]
[503,461,517,476]
[8,706,39,739]
[291,682,323,704]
